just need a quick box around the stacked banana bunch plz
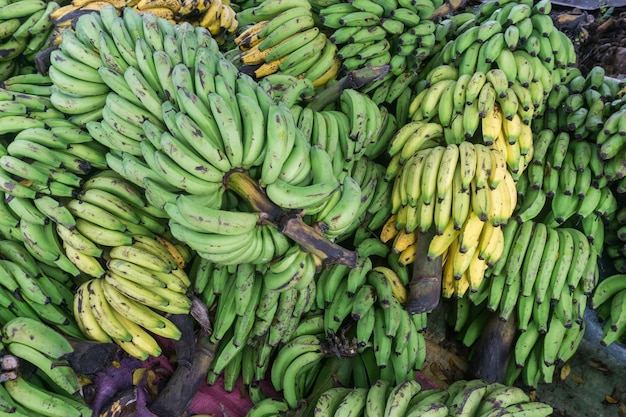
[0,317,92,416]
[235,2,339,85]
[0,0,59,78]
[50,0,238,42]
[248,378,553,417]
[42,7,320,269]
[0,240,82,338]
[190,258,318,397]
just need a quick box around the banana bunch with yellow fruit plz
[50,0,237,39]
[407,65,535,182]
[72,233,191,359]
[234,1,339,85]
[454,219,599,388]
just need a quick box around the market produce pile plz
[0,0,624,415]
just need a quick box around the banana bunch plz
[45,6,364,270]
[235,3,340,85]
[318,0,440,107]
[322,0,437,69]
[306,378,552,417]
[74,271,187,360]
[287,87,392,172]
[443,0,575,101]
[50,0,238,38]
[485,222,596,325]
[0,318,92,416]
[592,273,626,347]
[514,127,618,233]
[57,175,176,277]
[310,156,390,243]
[605,206,626,273]
[1,317,80,394]
[0,0,59,74]
[314,239,429,386]
[266,332,329,409]
[410,67,535,166]
[0,85,71,138]
[0,123,109,204]
[136,0,238,35]
[0,241,82,337]
[535,67,617,138]
[386,140,517,238]
[193,259,318,395]
[590,203,626,346]
[532,66,625,183]
[456,297,587,388]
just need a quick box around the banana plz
[592,273,626,309]
[3,376,82,417]
[85,278,133,342]
[1,316,73,359]
[98,276,166,330]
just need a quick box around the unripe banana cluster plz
[532,66,626,186]
[235,4,340,85]
[0,317,92,416]
[319,0,437,72]
[191,257,318,395]
[441,0,575,98]
[0,0,60,78]
[605,206,626,274]
[594,204,626,346]
[50,0,237,41]
[514,128,618,233]
[455,221,599,387]
[0,240,82,338]
[293,378,553,417]
[592,272,626,347]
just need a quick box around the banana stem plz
[225,170,358,267]
[430,0,470,21]
[148,333,216,417]
[467,313,517,383]
[64,338,120,375]
[279,212,357,268]
[305,65,390,112]
[224,169,284,218]
[405,228,442,314]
